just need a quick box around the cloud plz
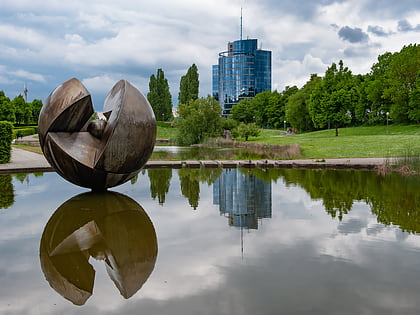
[397,19,420,32]
[367,25,392,37]
[9,69,46,83]
[338,26,369,43]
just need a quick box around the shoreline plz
[0,147,390,174]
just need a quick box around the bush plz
[0,121,14,163]
[13,126,37,139]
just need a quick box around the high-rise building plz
[213,38,272,116]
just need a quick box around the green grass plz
[157,125,177,139]
[248,124,420,159]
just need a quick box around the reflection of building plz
[213,169,271,229]
[212,38,272,116]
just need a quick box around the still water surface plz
[1,169,420,314]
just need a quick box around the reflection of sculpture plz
[39,192,158,305]
[39,78,156,191]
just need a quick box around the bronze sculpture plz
[39,78,156,191]
[40,192,158,305]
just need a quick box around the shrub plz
[13,127,37,139]
[0,121,14,163]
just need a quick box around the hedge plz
[13,126,38,139]
[0,121,13,163]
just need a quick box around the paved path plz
[0,146,391,174]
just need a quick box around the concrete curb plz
[1,147,390,174]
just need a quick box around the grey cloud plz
[257,0,346,20]
[367,25,391,37]
[398,19,420,32]
[338,26,369,43]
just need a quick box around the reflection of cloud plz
[338,218,365,234]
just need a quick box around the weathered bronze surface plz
[39,78,156,190]
[39,192,158,305]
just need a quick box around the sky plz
[0,0,419,110]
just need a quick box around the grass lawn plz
[249,124,420,159]
[12,124,419,160]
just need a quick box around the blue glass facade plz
[213,169,272,229]
[213,39,271,116]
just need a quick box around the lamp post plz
[284,120,286,131]
[386,112,389,134]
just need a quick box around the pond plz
[1,169,420,314]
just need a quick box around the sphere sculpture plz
[38,78,156,191]
[39,192,158,305]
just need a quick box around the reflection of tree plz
[178,168,223,210]
[147,169,172,205]
[0,175,14,209]
[368,174,420,234]
[256,169,420,233]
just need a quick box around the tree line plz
[233,44,419,136]
[0,92,43,125]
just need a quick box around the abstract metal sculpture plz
[40,192,158,305]
[39,78,156,191]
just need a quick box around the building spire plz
[240,7,243,40]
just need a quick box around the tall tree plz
[147,68,173,121]
[309,60,356,136]
[178,64,199,104]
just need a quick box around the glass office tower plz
[213,38,271,116]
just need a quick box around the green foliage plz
[309,60,355,136]
[0,91,15,123]
[148,169,172,205]
[147,68,173,121]
[0,121,13,163]
[176,96,223,145]
[232,122,260,141]
[0,175,14,209]
[179,64,199,105]
[221,117,238,131]
[231,98,256,124]
[156,121,173,128]
[0,91,44,124]
[286,74,321,132]
[13,126,37,138]
[31,99,43,125]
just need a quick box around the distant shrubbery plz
[0,121,13,163]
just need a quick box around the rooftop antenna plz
[23,83,28,102]
[240,7,243,40]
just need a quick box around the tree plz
[176,96,222,145]
[178,64,199,105]
[383,44,420,123]
[232,122,260,141]
[266,87,298,129]
[31,99,43,124]
[309,60,355,136]
[231,98,256,124]
[13,95,31,125]
[147,68,173,121]
[0,91,15,123]
[286,74,321,132]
